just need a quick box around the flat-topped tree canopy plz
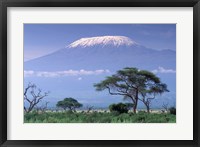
[94,67,169,113]
[56,97,83,111]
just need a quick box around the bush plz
[109,103,128,114]
[169,107,176,115]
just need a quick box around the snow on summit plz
[67,36,138,48]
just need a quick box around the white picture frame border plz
[7,7,193,140]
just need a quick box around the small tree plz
[56,97,82,112]
[162,102,169,112]
[24,83,49,113]
[86,105,94,113]
[140,83,169,113]
[35,101,49,113]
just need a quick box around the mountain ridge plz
[25,40,175,71]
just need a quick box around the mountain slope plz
[25,36,176,71]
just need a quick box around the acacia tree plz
[94,67,168,113]
[24,83,49,113]
[140,83,169,113]
[56,97,83,112]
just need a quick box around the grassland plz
[24,111,176,123]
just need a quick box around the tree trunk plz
[133,98,138,113]
[133,90,139,113]
[147,105,150,114]
[133,106,136,113]
[143,101,150,114]
[24,107,28,113]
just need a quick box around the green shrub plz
[109,103,128,114]
[169,107,176,115]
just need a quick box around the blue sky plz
[24,24,176,61]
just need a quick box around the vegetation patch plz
[24,111,176,123]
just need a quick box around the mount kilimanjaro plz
[24,36,175,71]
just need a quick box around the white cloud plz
[152,67,176,74]
[24,69,110,77]
[24,70,34,76]
[78,77,82,80]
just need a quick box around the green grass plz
[24,111,176,123]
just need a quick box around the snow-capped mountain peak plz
[67,36,138,48]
